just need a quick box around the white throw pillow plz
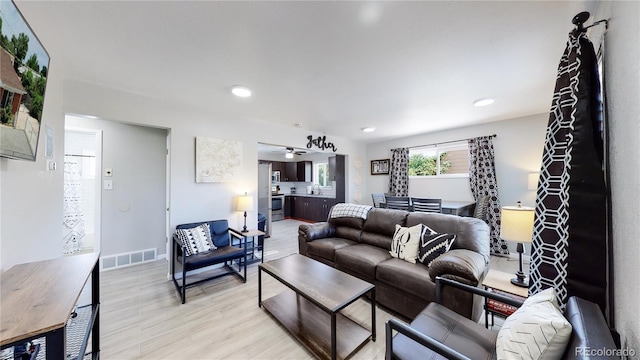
[496,288,572,360]
[176,223,216,256]
[389,224,425,264]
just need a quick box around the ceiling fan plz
[285,147,306,158]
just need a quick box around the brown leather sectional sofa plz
[298,207,490,320]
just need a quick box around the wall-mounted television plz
[0,0,50,161]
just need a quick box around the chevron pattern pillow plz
[417,226,456,267]
[496,288,572,360]
[390,224,426,264]
[176,223,216,256]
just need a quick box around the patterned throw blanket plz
[329,203,373,220]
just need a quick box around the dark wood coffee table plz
[259,254,375,360]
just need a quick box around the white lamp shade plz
[237,195,254,212]
[500,205,534,243]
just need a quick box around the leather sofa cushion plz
[329,216,365,229]
[376,258,435,300]
[307,238,358,263]
[393,302,497,360]
[335,244,392,282]
[406,212,490,262]
[334,226,362,242]
[363,208,408,237]
[360,209,408,248]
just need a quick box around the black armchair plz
[386,277,619,360]
[171,219,247,304]
[386,277,522,360]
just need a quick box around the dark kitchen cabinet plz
[315,198,337,221]
[271,161,284,173]
[283,162,297,181]
[297,161,313,182]
[285,196,294,217]
[328,155,346,202]
[290,196,338,222]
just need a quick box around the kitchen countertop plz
[285,193,336,199]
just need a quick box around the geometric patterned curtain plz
[529,28,607,313]
[468,136,508,255]
[388,148,409,196]
[63,156,85,254]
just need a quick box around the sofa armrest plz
[435,276,524,307]
[298,222,336,241]
[428,249,487,285]
[298,222,335,256]
[385,319,471,360]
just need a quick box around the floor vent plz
[101,248,157,271]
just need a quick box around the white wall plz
[0,57,65,270]
[66,115,167,257]
[595,0,640,353]
[366,113,548,209]
[62,79,367,232]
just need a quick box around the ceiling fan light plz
[285,152,294,159]
[231,86,252,97]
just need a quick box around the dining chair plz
[382,196,412,211]
[371,193,386,208]
[410,197,442,213]
[473,195,491,222]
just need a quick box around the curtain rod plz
[407,134,496,150]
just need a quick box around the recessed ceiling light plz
[473,98,495,107]
[294,123,303,128]
[361,127,376,133]
[231,86,252,98]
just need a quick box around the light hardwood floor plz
[97,219,518,359]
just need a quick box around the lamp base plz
[242,211,248,232]
[510,272,529,288]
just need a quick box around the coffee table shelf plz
[262,290,371,360]
[259,254,375,360]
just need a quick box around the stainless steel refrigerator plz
[258,163,272,237]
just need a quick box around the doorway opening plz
[63,127,102,255]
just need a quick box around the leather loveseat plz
[298,206,490,320]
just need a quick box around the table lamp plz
[500,201,534,287]
[237,193,254,233]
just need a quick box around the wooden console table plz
[0,253,100,359]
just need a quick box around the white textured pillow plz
[389,224,425,264]
[176,223,216,256]
[496,288,572,360]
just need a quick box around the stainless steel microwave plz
[272,171,280,183]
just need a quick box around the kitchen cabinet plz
[285,196,294,217]
[297,161,313,182]
[271,161,284,174]
[329,155,346,202]
[289,196,338,222]
[283,162,297,181]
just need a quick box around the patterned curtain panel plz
[388,148,409,196]
[63,157,85,254]
[529,29,607,312]
[468,136,508,255]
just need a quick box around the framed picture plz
[371,159,390,175]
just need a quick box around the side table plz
[233,229,266,263]
[481,269,528,328]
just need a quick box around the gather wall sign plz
[306,135,338,152]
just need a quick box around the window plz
[409,141,469,177]
[315,162,329,186]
